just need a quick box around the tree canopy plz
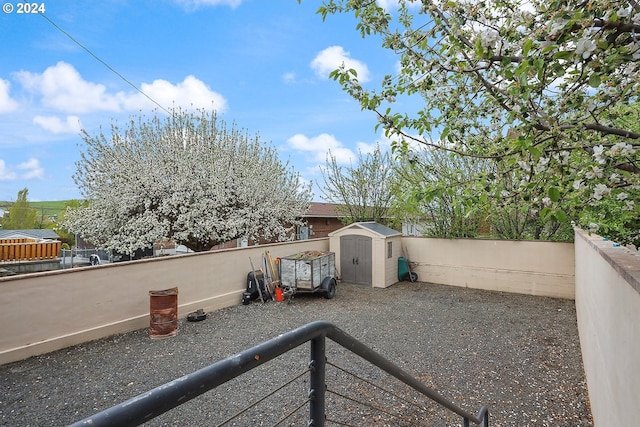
[1,188,37,230]
[63,109,312,253]
[312,0,640,245]
[321,144,395,224]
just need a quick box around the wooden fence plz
[0,241,62,262]
[0,238,31,244]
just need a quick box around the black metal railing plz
[70,320,489,426]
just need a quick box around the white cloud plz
[327,146,357,164]
[33,115,82,134]
[375,128,424,152]
[126,75,228,113]
[14,62,228,115]
[377,0,422,11]
[0,79,20,114]
[0,159,17,180]
[377,0,399,9]
[173,0,242,9]
[15,61,121,114]
[18,158,44,179]
[311,46,370,83]
[287,133,356,164]
[356,141,381,154]
[282,72,296,84]
[0,158,43,180]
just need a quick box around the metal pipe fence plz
[70,321,489,427]
[60,248,111,268]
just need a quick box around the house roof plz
[304,202,343,218]
[0,229,60,240]
[329,221,401,238]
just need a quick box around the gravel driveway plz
[0,281,592,426]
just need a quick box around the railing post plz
[309,334,326,427]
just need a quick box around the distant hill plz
[0,200,74,213]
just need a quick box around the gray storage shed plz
[328,222,402,288]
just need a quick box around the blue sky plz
[0,0,410,202]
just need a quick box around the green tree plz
[308,0,640,245]
[392,147,574,240]
[3,188,37,230]
[392,149,488,238]
[321,144,395,224]
[576,103,640,244]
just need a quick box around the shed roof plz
[0,229,60,240]
[329,222,401,238]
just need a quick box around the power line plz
[38,12,174,117]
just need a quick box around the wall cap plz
[575,228,640,295]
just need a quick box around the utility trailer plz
[279,250,337,299]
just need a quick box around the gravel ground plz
[0,281,592,426]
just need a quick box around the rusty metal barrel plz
[149,287,178,339]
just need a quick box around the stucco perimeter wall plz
[402,237,575,299]
[574,229,640,426]
[0,239,328,365]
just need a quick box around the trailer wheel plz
[323,278,337,299]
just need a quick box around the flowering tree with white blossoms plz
[310,0,640,245]
[63,109,312,254]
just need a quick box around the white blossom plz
[63,110,312,253]
[609,173,621,184]
[575,37,596,59]
[534,156,550,173]
[617,192,628,201]
[592,145,606,164]
[588,222,600,232]
[610,142,635,157]
[480,29,501,50]
[548,18,569,36]
[618,7,631,18]
[553,150,571,165]
[622,63,637,75]
[593,183,611,200]
[572,179,584,190]
[585,165,603,179]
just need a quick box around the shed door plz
[340,235,372,286]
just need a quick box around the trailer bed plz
[280,251,336,292]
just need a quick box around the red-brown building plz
[211,202,345,250]
[301,202,345,239]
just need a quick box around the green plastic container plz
[398,256,409,281]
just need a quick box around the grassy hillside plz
[0,200,73,213]
[31,200,73,212]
